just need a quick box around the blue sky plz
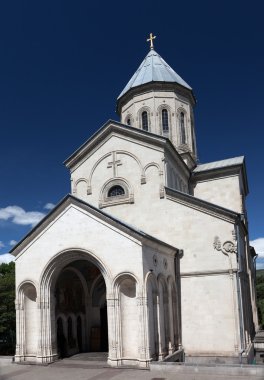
[0,0,263,266]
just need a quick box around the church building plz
[11,35,258,367]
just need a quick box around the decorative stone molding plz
[213,236,237,256]
[178,249,184,259]
[141,175,146,184]
[153,254,158,266]
[99,177,134,209]
[159,185,165,199]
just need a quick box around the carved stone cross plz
[107,152,122,177]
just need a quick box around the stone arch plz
[99,177,134,208]
[116,150,144,183]
[62,266,90,297]
[73,178,89,196]
[143,162,162,177]
[113,273,139,360]
[142,162,163,189]
[40,248,111,292]
[88,150,144,195]
[37,249,112,363]
[87,152,112,194]
[124,113,133,126]
[16,281,38,359]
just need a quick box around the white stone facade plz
[119,88,197,159]
[13,198,180,366]
[12,47,258,366]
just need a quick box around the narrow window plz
[162,109,169,133]
[108,185,125,197]
[180,112,186,144]
[142,111,148,131]
[127,118,131,126]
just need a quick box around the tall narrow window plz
[142,111,148,131]
[127,118,131,126]
[180,112,186,144]
[162,109,169,133]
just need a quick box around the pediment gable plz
[64,120,189,176]
[10,194,177,258]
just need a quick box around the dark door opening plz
[100,303,108,351]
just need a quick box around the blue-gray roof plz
[118,49,192,99]
[193,156,245,173]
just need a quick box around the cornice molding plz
[116,81,196,115]
[181,268,238,278]
[64,120,190,177]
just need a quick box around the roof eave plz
[116,81,196,115]
[192,160,249,196]
[10,194,178,258]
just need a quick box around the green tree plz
[256,271,264,329]
[0,261,16,354]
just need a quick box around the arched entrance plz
[54,259,108,358]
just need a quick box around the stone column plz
[107,294,120,366]
[37,291,57,363]
[137,293,149,365]
[157,286,165,359]
[168,285,175,354]
[15,298,25,361]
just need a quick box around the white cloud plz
[250,238,264,258]
[0,253,14,264]
[0,241,5,249]
[44,203,55,210]
[0,205,45,227]
[9,240,17,246]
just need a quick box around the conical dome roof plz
[118,49,192,99]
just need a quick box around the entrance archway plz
[54,259,108,358]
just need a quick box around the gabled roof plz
[118,49,192,100]
[64,119,190,177]
[193,156,245,173]
[165,187,242,224]
[10,194,178,257]
[192,156,249,195]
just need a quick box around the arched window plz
[180,112,186,144]
[162,109,169,133]
[141,111,148,131]
[108,185,125,197]
[127,118,131,126]
[100,179,134,208]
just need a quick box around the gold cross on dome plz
[147,33,156,49]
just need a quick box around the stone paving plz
[1,354,264,380]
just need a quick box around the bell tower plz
[116,34,197,166]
